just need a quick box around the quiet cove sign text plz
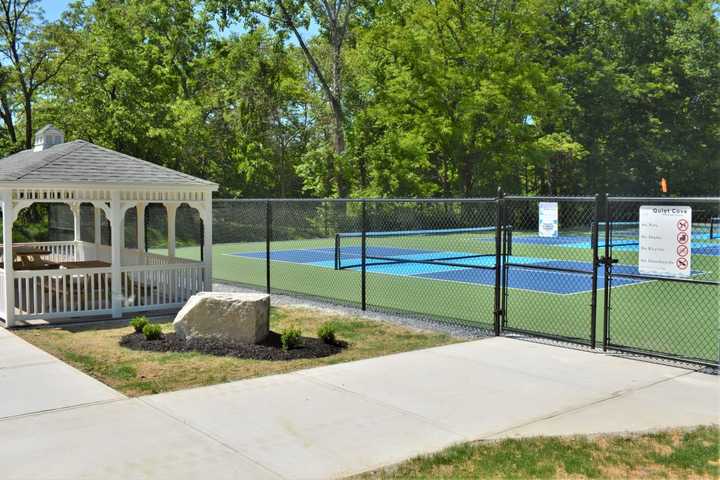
[639,205,692,277]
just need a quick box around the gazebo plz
[0,125,218,327]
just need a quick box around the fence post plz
[494,187,504,336]
[601,193,611,351]
[361,199,367,310]
[266,200,271,294]
[590,193,601,348]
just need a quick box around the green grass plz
[167,226,719,364]
[354,426,720,479]
[17,306,457,396]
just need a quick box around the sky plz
[39,1,318,40]
[41,0,71,21]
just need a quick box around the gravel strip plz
[213,282,492,340]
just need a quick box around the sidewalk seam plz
[481,368,700,439]
[0,397,128,422]
[137,397,288,480]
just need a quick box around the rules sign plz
[538,202,559,238]
[639,206,692,277]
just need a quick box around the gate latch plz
[598,256,618,267]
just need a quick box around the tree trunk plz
[0,92,15,143]
[23,96,32,149]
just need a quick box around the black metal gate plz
[602,197,720,367]
[499,196,600,346]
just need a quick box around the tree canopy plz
[0,0,716,197]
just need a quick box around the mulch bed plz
[119,331,345,360]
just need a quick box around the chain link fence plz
[604,197,719,365]
[501,196,599,345]
[36,195,719,367]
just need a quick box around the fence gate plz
[500,196,600,346]
[603,197,720,367]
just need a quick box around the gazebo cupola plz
[33,124,65,151]
[0,126,218,327]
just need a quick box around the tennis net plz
[334,226,497,270]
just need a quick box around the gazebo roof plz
[0,140,217,189]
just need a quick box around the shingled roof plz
[0,140,217,188]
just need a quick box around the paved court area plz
[1,330,717,479]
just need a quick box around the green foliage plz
[130,316,150,334]
[358,426,720,479]
[142,323,163,341]
[317,322,337,345]
[2,0,718,197]
[280,325,302,351]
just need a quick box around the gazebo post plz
[165,203,177,257]
[136,202,146,263]
[202,197,213,291]
[94,207,102,250]
[1,190,15,326]
[69,202,81,260]
[110,191,123,318]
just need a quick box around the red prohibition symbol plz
[677,219,689,231]
[677,232,689,244]
[677,244,689,257]
[676,258,689,270]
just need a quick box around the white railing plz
[121,263,205,311]
[8,241,77,263]
[145,252,200,265]
[9,262,206,321]
[14,267,113,319]
[0,240,207,322]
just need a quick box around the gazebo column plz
[110,191,123,318]
[94,207,102,253]
[1,191,15,326]
[69,202,81,260]
[164,203,177,257]
[202,197,213,291]
[191,198,213,292]
[136,202,146,263]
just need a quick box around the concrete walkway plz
[1,331,717,479]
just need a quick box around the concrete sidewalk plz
[1,333,717,479]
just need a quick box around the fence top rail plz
[504,195,597,202]
[608,196,720,203]
[214,197,497,203]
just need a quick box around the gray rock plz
[173,292,270,344]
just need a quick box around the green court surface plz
[170,229,719,365]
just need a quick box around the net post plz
[361,200,367,311]
[266,200,272,294]
[590,193,601,348]
[334,233,340,270]
[494,187,504,336]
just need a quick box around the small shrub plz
[142,323,163,341]
[281,325,302,351]
[130,316,149,333]
[317,322,337,345]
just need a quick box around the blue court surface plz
[227,246,684,295]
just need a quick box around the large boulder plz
[173,292,270,344]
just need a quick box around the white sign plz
[639,206,692,277]
[538,202,559,237]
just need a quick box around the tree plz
[39,0,310,197]
[347,0,567,197]
[212,0,358,195]
[0,0,77,148]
